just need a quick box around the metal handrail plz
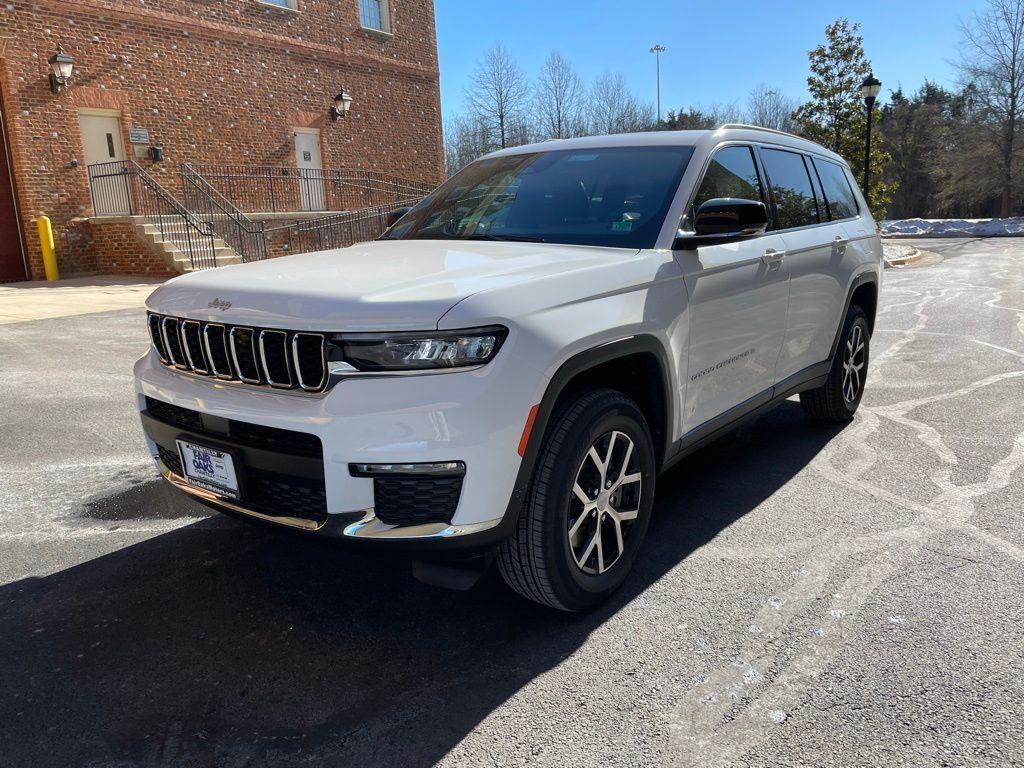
[265,198,423,255]
[186,163,434,213]
[179,163,269,263]
[87,160,218,270]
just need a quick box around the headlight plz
[333,326,507,371]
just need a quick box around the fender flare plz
[501,334,675,525]
[829,269,879,361]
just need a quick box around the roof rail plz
[715,123,802,140]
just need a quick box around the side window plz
[813,158,860,220]
[760,148,820,229]
[685,145,764,229]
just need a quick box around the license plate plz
[176,439,240,500]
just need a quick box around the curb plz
[883,243,921,269]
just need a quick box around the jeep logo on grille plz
[207,298,232,311]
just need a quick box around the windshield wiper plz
[463,234,546,243]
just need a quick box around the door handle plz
[761,248,786,265]
[833,236,849,249]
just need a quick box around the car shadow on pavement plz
[0,401,847,768]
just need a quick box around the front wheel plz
[800,305,870,422]
[497,389,656,611]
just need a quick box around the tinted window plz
[384,146,694,249]
[814,158,859,219]
[761,148,820,229]
[686,146,765,229]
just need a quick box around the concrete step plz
[130,219,243,274]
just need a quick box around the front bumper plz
[134,347,544,551]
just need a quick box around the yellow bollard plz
[37,215,59,281]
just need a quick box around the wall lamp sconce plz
[330,89,353,121]
[48,44,75,93]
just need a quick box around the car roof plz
[480,125,849,167]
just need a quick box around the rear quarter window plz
[813,158,860,220]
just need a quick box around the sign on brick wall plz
[128,127,150,145]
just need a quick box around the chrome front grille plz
[147,313,328,392]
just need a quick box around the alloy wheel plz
[567,430,642,575]
[842,323,866,403]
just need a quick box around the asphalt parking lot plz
[1,238,1022,768]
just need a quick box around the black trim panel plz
[829,270,878,359]
[663,359,831,471]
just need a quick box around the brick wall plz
[88,219,177,277]
[0,0,443,280]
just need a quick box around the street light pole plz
[650,44,666,124]
[859,73,882,211]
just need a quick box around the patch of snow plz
[881,217,1024,237]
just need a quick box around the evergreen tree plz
[793,19,896,218]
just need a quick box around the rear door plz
[759,146,841,382]
[675,144,791,433]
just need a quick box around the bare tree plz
[535,52,586,139]
[586,73,656,135]
[957,0,1024,216]
[443,114,493,176]
[745,84,798,132]
[464,44,531,151]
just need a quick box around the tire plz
[497,388,656,612]
[800,305,870,422]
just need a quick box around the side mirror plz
[674,198,769,248]
[386,207,412,227]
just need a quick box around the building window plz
[360,0,390,32]
[260,0,299,10]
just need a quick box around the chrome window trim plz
[202,323,235,380]
[291,332,328,392]
[258,329,293,389]
[180,320,209,375]
[229,327,262,385]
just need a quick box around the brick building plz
[0,0,443,282]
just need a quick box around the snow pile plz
[881,217,1024,237]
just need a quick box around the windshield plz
[383,145,694,249]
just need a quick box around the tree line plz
[444,0,1024,221]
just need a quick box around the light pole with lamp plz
[859,73,881,210]
[650,44,666,124]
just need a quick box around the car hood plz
[146,239,639,331]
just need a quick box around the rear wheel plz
[497,389,655,611]
[800,305,870,422]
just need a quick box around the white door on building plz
[294,129,326,211]
[79,111,129,215]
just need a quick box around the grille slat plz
[292,333,328,391]
[259,330,292,388]
[147,313,328,393]
[161,317,187,369]
[203,323,235,380]
[180,320,209,374]
[230,327,262,384]
[148,314,169,363]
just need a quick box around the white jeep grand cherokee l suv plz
[136,125,881,611]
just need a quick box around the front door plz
[675,144,791,433]
[79,111,129,215]
[0,93,27,283]
[294,129,325,211]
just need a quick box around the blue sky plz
[435,0,984,122]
